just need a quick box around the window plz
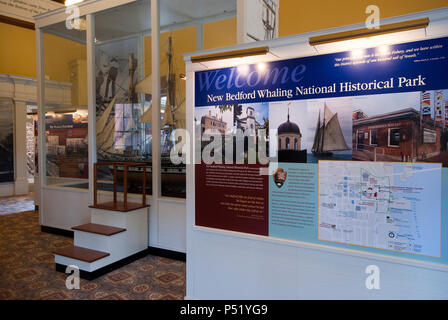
[278,138,281,149]
[370,130,378,145]
[286,137,290,149]
[389,128,400,146]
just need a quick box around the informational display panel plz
[194,36,448,264]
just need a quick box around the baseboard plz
[54,247,185,281]
[0,182,14,197]
[41,225,74,238]
[55,248,150,280]
[148,246,186,262]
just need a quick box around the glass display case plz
[94,5,152,195]
[34,0,237,249]
[42,18,88,185]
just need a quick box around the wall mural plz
[0,98,14,182]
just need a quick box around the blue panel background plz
[196,37,448,107]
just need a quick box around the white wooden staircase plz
[53,205,148,280]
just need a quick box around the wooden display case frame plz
[89,162,149,212]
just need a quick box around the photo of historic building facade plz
[352,108,448,166]
[200,109,227,135]
[277,109,307,163]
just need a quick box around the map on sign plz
[318,161,442,257]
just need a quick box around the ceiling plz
[44,0,236,43]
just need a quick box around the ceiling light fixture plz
[309,18,429,46]
[190,46,269,63]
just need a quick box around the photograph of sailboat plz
[307,98,352,162]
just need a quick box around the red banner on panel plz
[195,163,269,236]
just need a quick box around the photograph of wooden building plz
[352,107,448,166]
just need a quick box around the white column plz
[86,14,96,205]
[236,0,246,44]
[185,67,195,299]
[13,100,29,195]
[35,27,45,222]
[151,0,161,243]
[196,23,203,51]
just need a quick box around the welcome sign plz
[194,36,448,264]
[195,37,448,106]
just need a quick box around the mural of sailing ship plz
[310,102,351,161]
[96,36,186,197]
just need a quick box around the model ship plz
[312,103,349,156]
[138,36,186,135]
[95,36,186,197]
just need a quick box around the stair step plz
[72,223,126,236]
[53,245,110,263]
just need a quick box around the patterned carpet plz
[0,211,186,300]
[0,193,35,215]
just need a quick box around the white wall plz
[41,186,90,229]
[187,227,448,299]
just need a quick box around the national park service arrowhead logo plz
[273,168,287,188]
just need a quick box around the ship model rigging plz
[96,36,187,196]
[96,36,186,163]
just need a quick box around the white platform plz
[54,206,148,273]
